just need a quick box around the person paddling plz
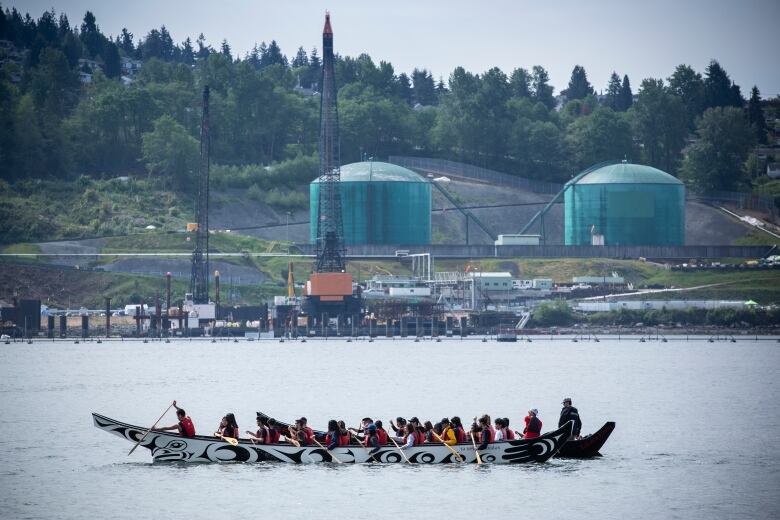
[246,415,268,444]
[155,400,195,438]
[476,416,492,451]
[523,409,542,439]
[215,413,239,439]
[451,416,467,443]
[503,418,516,440]
[559,397,582,440]
[374,420,389,445]
[267,418,281,443]
[364,424,382,462]
[326,419,341,450]
[439,418,457,445]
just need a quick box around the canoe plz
[93,412,573,464]
[555,421,615,458]
[257,411,613,459]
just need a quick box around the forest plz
[0,6,776,201]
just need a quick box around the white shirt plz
[494,429,504,441]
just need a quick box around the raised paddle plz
[389,436,411,464]
[312,438,343,464]
[431,430,464,462]
[470,431,483,464]
[128,402,174,455]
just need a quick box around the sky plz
[10,0,780,97]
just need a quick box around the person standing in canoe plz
[523,409,542,439]
[155,400,195,438]
[559,398,582,440]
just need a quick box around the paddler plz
[476,416,492,451]
[215,413,239,439]
[374,420,389,445]
[559,397,582,440]
[364,424,381,462]
[326,420,341,450]
[246,415,268,444]
[438,418,457,445]
[451,416,467,443]
[155,400,195,438]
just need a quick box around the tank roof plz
[312,162,426,183]
[570,162,683,185]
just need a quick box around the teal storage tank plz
[564,162,685,245]
[310,161,431,245]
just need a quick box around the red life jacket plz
[377,428,388,445]
[414,431,426,446]
[339,431,351,447]
[303,426,314,445]
[524,416,542,439]
[454,426,467,443]
[179,416,195,438]
[268,428,281,444]
[486,425,496,443]
[505,428,516,440]
[325,432,334,445]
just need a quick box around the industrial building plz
[310,161,431,245]
[564,162,685,246]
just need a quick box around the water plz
[1,337,778,519]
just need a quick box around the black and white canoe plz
[93,413,573,464]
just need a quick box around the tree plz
[397,72,412,105]
[220,39,232,60]
[103,41,120,78]
[604,72,622,111]
[291,46,308,68]
[632,78,688,174]
[531,65,555,110]
[181,37,195,65]
[619,75,633,111]
[141,115,198,189]
[196,33,210,59]
[118,28,134,55]
[411,68,435,105]
[668,64,704,128]
[260,40,286,68]
[563,65,594,100]
[704,60,742,109]
[509,67,532,98]
[566,107,633,171]
[80,10,102,58]
[747,86,768,144]
[680,107,754,191]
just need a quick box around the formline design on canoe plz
[92,413,574,464]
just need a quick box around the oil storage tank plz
[310,161,431,245]
[564,162,684,245]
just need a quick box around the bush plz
[531,300,575,327]
[264,188,308,210]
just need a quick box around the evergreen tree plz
[196,33,210,59]
[103,41,121,78]
[60,31,81,67]
[158,26,174,61]
[436,76,447,95]
[704,60,742,109]
[531,65,555,110]
[605,72,622,110]
[397,72,412,105]
[563,65,594,100]
[118,28,134,55]
[618,75,633,111]
[181,37,194,65]
[260,40,286,68]
[748,86,768,145]
[509,67,532,98]
[36,10,58,45]
[411,68,435,105]
[80,10,102,58]
[57,12,70,39]
[220,39,232,61]
[291,46,308,67]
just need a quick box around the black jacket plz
[559,406,582,436]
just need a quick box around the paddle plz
[389,436,411,464]
[312,438,343,464]
[350,432,378,462]
[432,429,464,463]
[286,427,302,447]
[128,402,174,455]
[470,431,483,464]
[217,434,239,446]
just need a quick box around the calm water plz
[1,337,779,520]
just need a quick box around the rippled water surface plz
[1,337,779,519]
